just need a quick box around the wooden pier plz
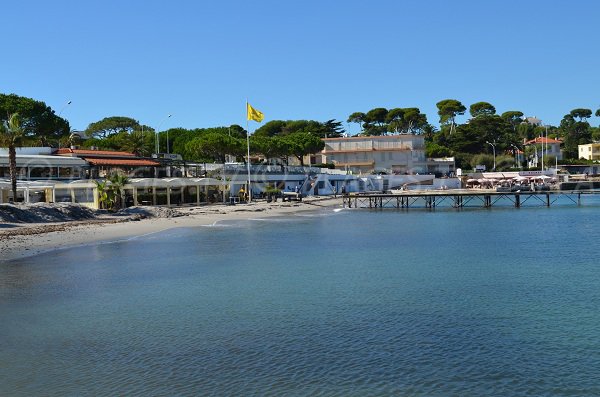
[342,189,600,210]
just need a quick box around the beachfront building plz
[523,136,563,168]
[0,177,228,207]
[0,147,87,181]
[578,143,600,161]
[54,148,160,178]
[319,135,455,176]
[320,135,427,174]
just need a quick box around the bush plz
[312,163,336,169]
[470,154,494,171]
[425,142,452,158]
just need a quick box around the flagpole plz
[246,100,252,202]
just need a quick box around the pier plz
[342,189,600,210]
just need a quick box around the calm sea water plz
[2,199,600,396]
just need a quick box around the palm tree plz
[94,179,113,210]
[124,130,152,157]
[108,173,129,210]
[94,173,129,211]
[0,113,24,202]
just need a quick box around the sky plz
[3,0,600,135]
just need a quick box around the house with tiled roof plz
[54,148,160,178]
[523,136,563,168]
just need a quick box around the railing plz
[207,164,321,175]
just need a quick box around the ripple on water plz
[1,207,600,396]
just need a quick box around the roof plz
[85,158,160,167]
[126,177,226,187]
[524,137,562,145]
[55,148,135,157]
[322,135,422,141]
[333,160,375,166]
[323,147,411,153]
[0,154,87,167]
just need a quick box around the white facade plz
[321,135,427,174]
[578,143,600,161]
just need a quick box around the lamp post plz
[58,100,72,117]
[510,144,520,169]
[155,114,172,155]
[57,100,72,149]
[486,140,497,171]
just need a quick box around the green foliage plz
[351,106,429,136]
[570,108,592,121]
[501,111,524,131]
[469,102,496,118]
[347,112,366,132]
[386,108,428,134]
[452,152,474,170]
[94,173,129,211]
[365,108,388,126]
[448,124,483,154]
[0,93,69,143]
[124,130,154,157]
[436,99,466,127]
[469,153,495,171]
[253,120,287,137]
[312,163,336,169]
[251,135,289,162]
[282,132,325,165]
[591,127,600,142]
[85,116,141,138]
[425,142,452,158]
[496,155,517,171]
[94,180,114,210]
[186,132,244,163]
[254,119,344,138]
[559,113,591,158]
[0,113,24,200]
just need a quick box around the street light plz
[155,114,172,155]
[58,100,72,117]
[57,100,72,148]
[486,140,497,171]
[510,144,521,169]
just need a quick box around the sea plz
[1,196,600,396]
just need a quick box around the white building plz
[320,135,426,174]
[319,135,454,175]
[524,136,563,168]
[578,143,600,161]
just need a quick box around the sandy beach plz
[0,197,344,262]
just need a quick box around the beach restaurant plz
[0,177,227,208]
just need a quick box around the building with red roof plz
[523,136,563,168]
[54,147,160,178]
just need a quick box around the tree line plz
[3,92,600,171]
[348,100,600,170]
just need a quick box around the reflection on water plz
[1,206,600,396]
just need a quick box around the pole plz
[246,104,252,202]
[486,141,496,170]
[57,100,71,148]
[155,114,172,155]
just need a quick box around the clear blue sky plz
[3,0,600,134]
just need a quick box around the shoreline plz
[0,197,344,263]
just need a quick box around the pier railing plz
[342,189,599,210]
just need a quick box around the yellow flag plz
[247,103,264,122]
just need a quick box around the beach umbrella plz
[467,178,477,183]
